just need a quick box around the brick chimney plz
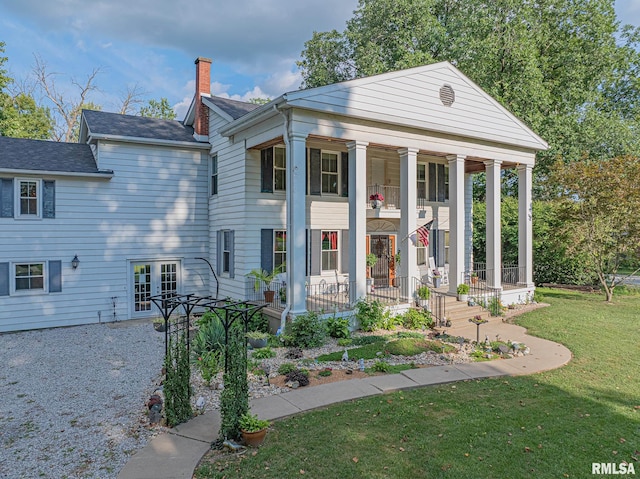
[194,57,212,138]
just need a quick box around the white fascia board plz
[201,96,234,123]
[87,134,211,150]
[219,95,286,137]
[0,168,114,179]
[183,95,197,125]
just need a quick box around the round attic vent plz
[439,84,455,106]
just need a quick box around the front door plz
[131,261,180,317]
[370,235,390,287]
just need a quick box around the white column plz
[518,164,534,287]
[464,173,474,274]
[287,132,308,314]
[448,154,466,294]
[485,159,502,289]
[347,140,368,303]
[399,148,418,296]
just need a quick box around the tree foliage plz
[139,97,176,120]
[551,157,640,301]
[298,0,640,182]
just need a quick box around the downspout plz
[274,105,291,333]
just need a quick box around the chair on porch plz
[334,270,349,299]
[441,264,449,286]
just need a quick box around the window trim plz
[320,151,340,195]
[12,261,47,294]
[274,229,287,272]
[15,178,42,219]
[321,230,339,271]
[210,154,218,196]
[222,230,231,274]
[273,146,286,192]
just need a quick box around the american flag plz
[410,220,434,247]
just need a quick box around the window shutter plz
[0,262,8,296]
[305,229,309,276]
[43,180,56,218]
[437,164,446,202]
[261,147,273,193]
[49,260,62,293]
[428,163,436,202]
[261,229,273,273]
[309,148,321,196]
[437,230,446,267]
[341,230,349,274]
[310,229,321,275]
[341,152,349,197]
[228,230,235,278]
[0,178,13,218]
[216,230,223,274]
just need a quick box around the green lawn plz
[195,288,640,479]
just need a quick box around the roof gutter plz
[87,133,211,150]
[0,168,114,179]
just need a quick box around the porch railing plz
[367,184,400,209]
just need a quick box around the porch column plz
[399,148,418,296]
[464,173,474,274]
[287,132,308,315]
[485,159,502,289]
[347,140,368,303]
[448,154,466,294]
[518,164,534,287]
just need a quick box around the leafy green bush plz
[251,347,276,359]
[284,311,326,348]
[326,315,351,339]
[277,363,297,375]
[194,349,222,385]
[355,299,387,332]
[247,312,270,333]
[352,335,386,346]
[337,338,353,347]
[488,296,506,316]
[191,310,225,359]
[371,360,390,373]
[401,309,434,330]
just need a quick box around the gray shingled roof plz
[0,136,106,174]
[83,109,198,143]
[203,96,261,120]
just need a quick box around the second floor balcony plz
[367,184,448,217]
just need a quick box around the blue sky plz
[1,0,638,120]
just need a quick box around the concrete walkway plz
[117,314,571,479]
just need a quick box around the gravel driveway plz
[0,320,164,479]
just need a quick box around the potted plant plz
[416,285,431,309]
[152,318,167,332]
[246,265,283,302]
[432,269,442,288]
[470,272,478,285]
[246,331,269,349]
[239,412,270,447]
[457,283,470,302]
[366,253,378,292]
[369,192,384,209]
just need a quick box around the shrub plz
[247,311,270,333]
[371,360,390,373]
[219,328,248,441]
[191,311,225,359]
[326,315,351,339]
[488,296,506,316]
[284,311,327,348]
[277,363,297,375]
[416,285,430,300]
[285,369,309,387]
[355,299,387,332]
[337,338,353,347]
[251,347,276,359]
[401,309,434,330]
[457,283,470,295]
[318,369,333,377]
[194,349,222,385]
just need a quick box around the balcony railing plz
[367,184,446,210]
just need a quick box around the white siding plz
[0,141,209,332]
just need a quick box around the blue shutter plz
[261,229,273,273]
[341,152,349,197]
[43,180,55,218]
[341,230,349,274]
[261,148,273,193]
[310,229,321,275]
[49,260,62,293]
[437,230,446,267]
[428,163,436,202]
[437,164,446,202]
[309,149,321,196]
[0,262,9,296]
[0,178,13,218]
[228,230,235,278]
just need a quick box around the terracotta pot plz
[263,290,275,302]
[241,428,267,447]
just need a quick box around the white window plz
[274,147,286,191]
[416,238,428,266]
[321,152,339,194]
[321,231,339,271]
[417,164,427,200]
[274,230,286,272]
[17,179,40,218]
[210,155,218,196]
[14,263,44,291]
[222,231,232,273]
